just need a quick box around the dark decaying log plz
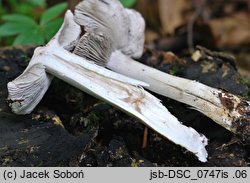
[138,46,250,141]
[0,46,249,166]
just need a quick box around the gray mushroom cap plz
[73,0,145,66]
[7,11,81,114]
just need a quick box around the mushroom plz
[7,9,208,161]
[73,0,250,141]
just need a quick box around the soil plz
[0,46,250,167]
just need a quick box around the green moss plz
[130,158,145,167]
[169,65,179,75]
[236,75,250,99]
[110,147,127,161]
[1,156,13,166]
[131,159,138,167]
[0,146,7,152]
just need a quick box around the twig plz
[187,0,207,53]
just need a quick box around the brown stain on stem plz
[219,91,250,142]
[122,88,145,114]
[218,91,235,112]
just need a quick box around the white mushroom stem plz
[7,11,208,162]
[107,51,250,139]
[71,0,250,140]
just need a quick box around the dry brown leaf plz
[145,29,160,44]
[136,0,161,31]
[158,0,192,34]
[209,12,250,47]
